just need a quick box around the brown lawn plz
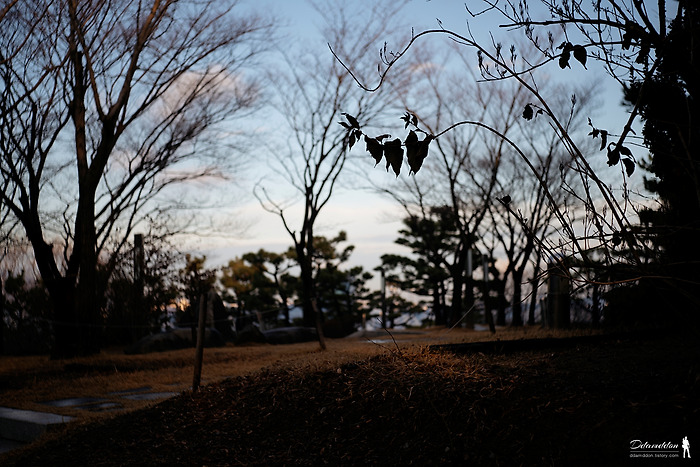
[1,327,698,466]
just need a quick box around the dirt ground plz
[1,328,699,466]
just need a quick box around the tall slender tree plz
[256,0,413,331]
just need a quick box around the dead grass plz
[2,326,697,466]
[0,327,591,420]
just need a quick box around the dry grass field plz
[1,326,698,466]
[0,327,488,418]
[0,327,574,419]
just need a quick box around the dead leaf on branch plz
[406,132,433,175]
[587,119,609,151]
[622,158,635,177]
[384,138,404,177]
[557,42,586,69]
[365,135,384,166]
[342,112,360,129]
[339,111,433,176]
[607,144,621,167]
[572,44,587,69]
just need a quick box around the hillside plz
[2,331,699,466]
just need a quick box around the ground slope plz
[2,333,698,466]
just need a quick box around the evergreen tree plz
[624,4,700,320]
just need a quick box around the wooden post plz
[255,311,265,331]
[192,293,207,392]
[311,298,326,351]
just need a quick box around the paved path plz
[0,386,178,454]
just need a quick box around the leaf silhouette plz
[523,104,534,120]
[558,42,572,69]
[619,145,632,157]
[348,131,356,149]
[400,112,412,129]
[622,158,635,176]
[408,134,433,175]
[342,113,360,129]
[384,138,404,177]
[404,130,419,169]
[365,135,383,166]
[600,130,608,151]
[607,145,620,166]
[573,44,587,68]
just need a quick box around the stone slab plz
[120,392,178,401]
[0,407,74,442]
[76,401,123,412]
[41,397,105,408]
[107,386,151,396]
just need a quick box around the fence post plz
[192,293,207,392]
[311,298,326,351]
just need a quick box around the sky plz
[198,0,633,289]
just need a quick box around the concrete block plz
[0,407,74,442]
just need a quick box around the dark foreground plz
[2,332,699,466]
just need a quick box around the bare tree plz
[366,43,532,328]
[333,1,699,324]
[0,0,272,357]
[487,84,597,326]
[255,0,413,337]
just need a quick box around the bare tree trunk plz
[432,283,444,326]
[528,275,540,326]
[297,246,315,328]
[494,275,507,326]
[0,273,4,355]
[591,282,601,327]
[511,269,525,327]
[528,251,543,326]
[75,198,101,355]
[463,275,475,328]
[47,279,78,359]
[448,273,463,327]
